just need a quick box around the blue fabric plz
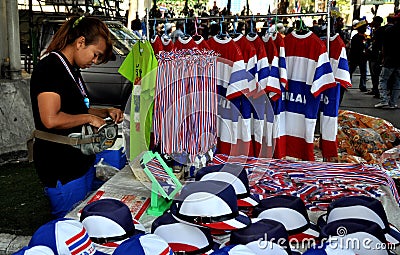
[11,246,29,255]
[379,67,400,106]
[45,167,95,218]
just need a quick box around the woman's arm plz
[88,107,124,123]
[38,92,106,129]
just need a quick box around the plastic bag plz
[95,158,119,181]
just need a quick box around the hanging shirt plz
[151,35,164,55]
[260,34,281,99]
[174,36,198,50]
[232,34,258,94]
[118,40,158,161]
[324,34,352,89]
[275,31,336,161]
[318,34,352,159]
[247,34,278,158]
[206,35,251,99]
[266,32,288,160]
[194,37,211,50]
[225,34,258,156]
[271,32,288,88]
[207,35,252,156]
[161,37,174,52]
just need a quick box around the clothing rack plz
[145,0,333,51]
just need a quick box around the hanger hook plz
[194,16,199,36]
[233,15,238,34]
[164,18,168,36]
[250,15,255,34]
[220,15,224,36]
[153,19,157,37]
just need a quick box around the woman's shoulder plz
[33,53,64,74]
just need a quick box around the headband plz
[73,16,84,28]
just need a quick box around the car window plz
[107,22,139,56]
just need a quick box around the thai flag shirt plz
[275,31,336,161]
[324,34,352,89]
[151,35,164,55]
[222,34,258,156]
[247,34,278,158]
[261,34,282,100]
[318,34,352,159]
[161,37,174,52]
[271,32,288,88]
[269,32,288,159]
[174,36,198,50]
[194,36,211,50]
[207,36,252,156]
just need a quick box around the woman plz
[30,16,124,218]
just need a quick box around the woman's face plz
[75,36,106,69]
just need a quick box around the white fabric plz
[257,208,308,231]
[154,222,209,248]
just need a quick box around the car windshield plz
[107,22,139,56]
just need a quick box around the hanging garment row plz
[118,13,351,163]
[147,21,351,162]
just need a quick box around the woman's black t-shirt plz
[30,52,96,187]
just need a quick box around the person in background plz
[365,16,384,98]
[131,12,142,38]
[335,17,350,46]
[349,19,368,92]
[374,13,400,109]
[170,21,185,42]
[162,23,173,37]
[30,16,124,218]
[310,20,321,36]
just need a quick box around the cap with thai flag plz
[210,245,256,255]
[195,164,260,207]
[151,211,216,254]
[111,234,173,255]
[80,198,146,254]
[229,218,301,255]
[12,246,55,255]
[170,180,251,230]
[320,218,391,255]
[317,195,400,245]
[28,218,106,255]
[252,195,320,242]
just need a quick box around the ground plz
[0,151,52,236]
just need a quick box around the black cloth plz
[30,52,95,187]
[367,26,385,62]
[349,33,368,64]
[382,23,400,68]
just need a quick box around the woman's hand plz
[88,115,107,128]
[107,108,124,123]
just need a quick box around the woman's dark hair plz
[45,16,113,63]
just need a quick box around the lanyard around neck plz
[52,52,90,108]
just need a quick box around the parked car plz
[38,19,138,110]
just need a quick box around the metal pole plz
[146,8,150,40]
[149,12,329,22]
[6,0,21,80]
[326,0,331,54]
[0,0,7,78]
[352,0,361,20]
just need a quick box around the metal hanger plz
[217,16,229,39]
[247,15,257,37]
[229,15,242,39]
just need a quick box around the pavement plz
[0,72,399,254]
[340,73,400,129]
